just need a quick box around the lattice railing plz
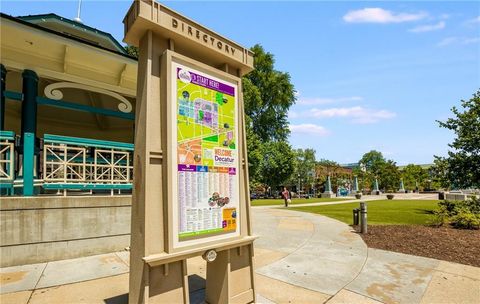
[42,134,133,187]
[43,144,87,183]
[94,149,131,183]
[0,133,15,182]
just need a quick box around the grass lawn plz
[250,197,350,206]
[290,200,441,225]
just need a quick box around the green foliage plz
[124,45,139,58]
[433,197,480,229]
[359,150,386,175]
[451,212,480,229]
[243,44,297,190]
[245,116,263,185]
[436,90,480,188]
[243,44,296,142]
[290,148,317,188]
[357,150,401,191]
[430,157,450,190]
[258,141,295,190]
[401,164,429,190]
[378,160,400,192]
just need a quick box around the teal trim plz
[36,96,135,121]
[21,69,38,196]
[0,183,14,189]
[0,130,15,140]
[43,183,132,190]
[23,132,35,195]
[4,91,23,101]
[44,134,134,150]
[0,183,14,196]
[45,155,129,165]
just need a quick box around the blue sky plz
[2,1,479,165]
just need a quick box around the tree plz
[124,45,139,58]
[243,44,297,191]
[290,149,316,192]
[431,157,450,190]
[359,150,386,175]
[401,164,428,191]
[436,90,480,188]
[358,150,386,189]
[243,44,296,142]
[258,141,295,192]
[378,160,400,192]
[245,116,263,187]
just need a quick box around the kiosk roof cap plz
[123,0,254,75]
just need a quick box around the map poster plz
[172,60,240,247]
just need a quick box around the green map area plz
[176,75,236,167]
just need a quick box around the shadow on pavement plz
[102,274,206,304]
[104,293,128,304]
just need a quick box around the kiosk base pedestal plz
[147,260,189,304]
[206,244,255,304]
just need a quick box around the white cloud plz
[297,96,363,106]
[437,37,458,47]
[343,8,427,24]
[290,124,330,136]
[308,106,396,124]
[288,111,299,119]
[466,16,480,24]
[437,36,480,47]
[439,14,450,20]
[464,37,480,45]
[409,21,445,33]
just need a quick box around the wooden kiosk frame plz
[123,1,256,303]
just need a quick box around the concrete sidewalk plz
[1,207,479,303]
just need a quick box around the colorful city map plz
[174,63,239,241]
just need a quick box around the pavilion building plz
[1,13,137,196]
[1,12,138,266]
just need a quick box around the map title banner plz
[177,68,235,96]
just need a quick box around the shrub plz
[433,197,480,229]
[464,197,480,213]
[451,212,480,229]
[429,211,449,227]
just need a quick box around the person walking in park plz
[282,187,291,207]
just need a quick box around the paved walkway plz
[1,206,479,304]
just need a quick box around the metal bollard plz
[360,202,367,234]
[352,208,359,225]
